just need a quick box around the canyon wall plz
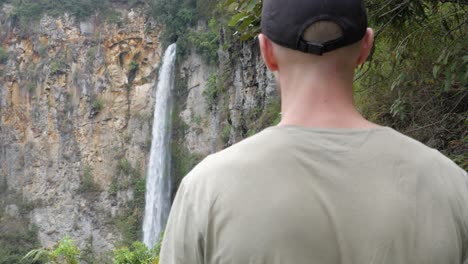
[0,5,161,254]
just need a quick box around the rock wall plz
[175,26,278,164]
[0,5,161,253]
[0,6,280,256]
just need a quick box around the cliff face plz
[172,26,279,187]
[0,3,279,256]
[0,5,161,253]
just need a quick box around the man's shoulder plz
[385,128,460,170]
[181,128,284,188]
[383,129,466,192]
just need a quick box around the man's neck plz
[278,72,378,129]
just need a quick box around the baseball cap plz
[261,0,368,56]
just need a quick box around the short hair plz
[302,21,343,43]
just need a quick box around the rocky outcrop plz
[0,5,279,256]
[0,5,161,253]
[176,26,278,159]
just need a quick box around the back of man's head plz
[259,0,373,74]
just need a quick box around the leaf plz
[433,65,440,78]
[245,0,258,12]
[228,13,249,27]
[437,50,447,64]
[390,73,405,91]
[238,16,255,31]
[444,67,453,91]
[223,0,237,7]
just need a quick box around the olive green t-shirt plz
[160,126,468,264]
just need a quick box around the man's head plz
[259,0,374,78]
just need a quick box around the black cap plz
[261,0,368,56]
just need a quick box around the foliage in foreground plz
[22,236,163,264]
[22,236,80,264]
[226,0,468,169]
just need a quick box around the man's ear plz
[259,34,279,71]
[356,28,374,66]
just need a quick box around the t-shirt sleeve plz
[159,179,204,264]
[461,171,468,264]
[452,167,468,263]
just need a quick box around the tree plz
[22,236,80,264]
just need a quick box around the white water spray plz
[143,43,177,248]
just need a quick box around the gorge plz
[0,0,466,262]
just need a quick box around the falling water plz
[143,43,177,248]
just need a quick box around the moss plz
[78,165,101,196]
[170,66,206,194]
[0,47,8,64]
[221,123,231,145]
[243,97,281,138]
[50,58,65,75]
[203,71,223,110]
[117,159,133,175]
[109,160,145,246]
[188,18,220,65]
[91,97,105,113]
[10,0,120,30]
[0,188,40,264]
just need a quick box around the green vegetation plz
[203,71,221,109]
[86,46,98,66]
[0,184,41,264]
[80,236,97,264]
[148,0,197,52]
[188,18,220,64]
[5,0,120,30]
[226,0,261,40]
[26,82,36,93]
[226,0,468,170]
[171,75,205,190]
[50,58,65,75]
[78,165,101,195]
[0,222,39,264]
[113,241,161,264]
[0,47,8,64]
[129,61,139,72]
[221,123,231,145]
[23,236,80,264]
[24,236,163,264]
[110,159,146,246]
[91,97,105,113]
[171,117,204,191]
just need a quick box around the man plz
[160,0,468,263]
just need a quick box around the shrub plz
[221,124,231,145]
[149,0,197,51]
[23,236,80,264]
[11,0,119,29]
[86,46,98,65]
[188,18,220,64]
[203,72,220,109]
[113,242,155,264]
[129,61,139,72]
[78,165,100,194]
[117,159,133,175]
[50,59,64,75]
[113,235,164,264]
[91,97,105,113]
[0,47,8,64]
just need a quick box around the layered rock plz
[0,5,161,253]
[176,25,278,160]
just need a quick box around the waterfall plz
[143,43,177,248]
